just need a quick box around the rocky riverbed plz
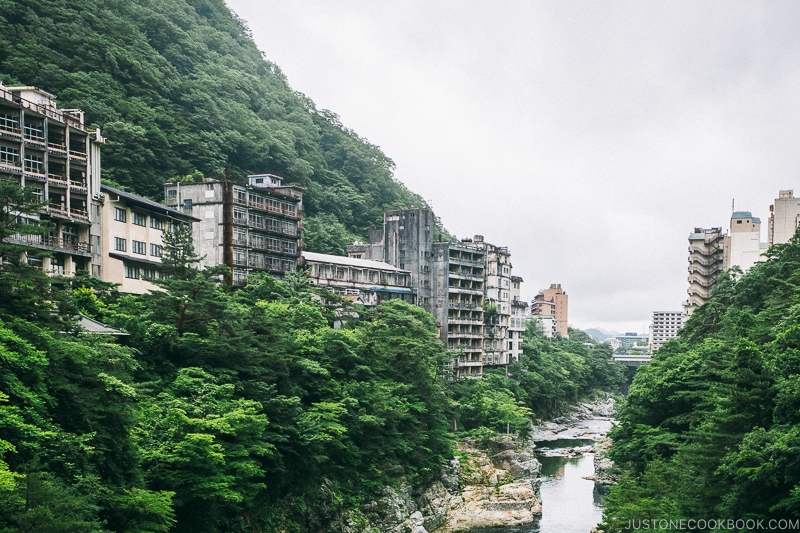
[363,396,618,533]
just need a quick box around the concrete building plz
[649,311,684,352]
[164,174,303,286]
[531,284,568,337]
[1,81,103,276]
[768,189,800,246]
[532,315,556,338]
[483,241,512,367]
[726,211,763,273]
[432,240,487,378]
[509,276,527,362]
[100,185,198,293]
[302,251,414,306]
[360,207,437,312]
[685,227,726,315]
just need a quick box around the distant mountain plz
[585,328,622,341]
[0,0,431,254]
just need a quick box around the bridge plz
[611,354,652,366]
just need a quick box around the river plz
[464,418,613,533]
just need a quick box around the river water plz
[465,418,612,533]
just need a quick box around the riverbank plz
[363,396,618,532]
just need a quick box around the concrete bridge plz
[611,354,652,366]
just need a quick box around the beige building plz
[726,211,763,273]
[1,81,103,276]
[684,227,726,315]
[768,190,800,246]
[649,311,684,352]
[165,174,303,286]
[100,185,198,293]
[509,276,527,361]
[531,284,568,337]
[302,251,414,306]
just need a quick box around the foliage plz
[602,233,800,530]
[0,0,431,250]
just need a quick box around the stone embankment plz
[364,437,542,533]
[364,395,618,532]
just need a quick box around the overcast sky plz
[226,1,800,333]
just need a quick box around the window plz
[141,268,159,281]
[124,265,139,279]
[23,154,43,173]
[132,240,146,255]
[132,212,146,226]
[114,237,126,252]
[0,145,19,164]
[114,207,126,222]
[206,183,214,190]
[183,199,192,211]
[0,113,20,132]
[167,188,177,200]
[150,217,163,230]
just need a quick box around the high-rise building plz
[726,211,763,273]
[684,227,726,315]
[531,284,568,337]
[364,208,523,377]
[509,276,527,361]
[649,311,684,352]
[768,190,800,246]
[164,174,303,285]
[1,81,103,276]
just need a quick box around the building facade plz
[684,227,727,315]
[509,275,528,361]
[302,251,414,306]
[100,185,198,293]
[1,81,103,276]
[531,284,568,337]
[164,174,303,285]
[649,311,684,352]
[726,211,763,273]
[768,189,800,246]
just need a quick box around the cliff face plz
[366,437,542,533]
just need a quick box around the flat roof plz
[303,251,410,273]
[102,185,200,221]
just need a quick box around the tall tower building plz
[650,311,684,352]
[685,227,726,315]
[531,284,568,337]
[768,190,800,246]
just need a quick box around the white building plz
[533,315,556,338]
[727,211,763,273]
[769,189,800,246]
[649,311,684,352]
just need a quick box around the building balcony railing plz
[69,180,88,194]
[48,141,67,152]
[447,318,484,325]
[0,125,21,138]
[448,344,482,352]
[47,176,69,188]
[448,332,483,339]
[0,160,22,175]
[10,232,91,254]
[233,238,248,247]
[448,301,483,311]
[0,87,86,130]
[23,172,46,183]
[453,357,484,367]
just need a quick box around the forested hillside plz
[0,0,427,253]
[0,189,626,531]
[602,236,800,530]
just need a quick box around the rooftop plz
[103,185,200,221]
[302,251,410,273]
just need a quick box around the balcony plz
[0,159,22,175]
[9,232,91,255]
[47,176,69,188]
[69,180,88,194]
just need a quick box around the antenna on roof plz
[732,198,735,213]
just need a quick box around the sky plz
[226,1,800,334]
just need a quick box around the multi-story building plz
[100,184,198,293]
[361,207,437,311]
[1,81,103,276]
[483,241,512,367]
[509,276,527,361]
[532,314,556,338]
[531,284,568,337]
[768,190,800,246]
[302,250,414,306]
[432,240,486,378]
[684,227,726,315]
[649,311,684,352]
[726,211,763,273]
[164,174,303,285]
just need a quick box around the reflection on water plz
[534,438,596,450]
